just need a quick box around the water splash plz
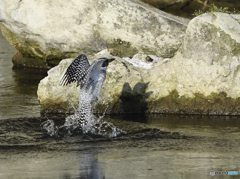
[42,110,125,138]
[42,82,125,138]
[42,55,125,137]
[60,112,125,138]
[42,119,57,137]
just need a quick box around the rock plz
[37,51,145,113]
[182,12,240,65]
[180,12,240,98]
[38,12,240,115]
[146,12,240,115]
[0,0,188,68]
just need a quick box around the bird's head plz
[98,58,115,71]
[101,58,115,68]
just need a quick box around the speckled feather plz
[60,54,90,87]
[60,54,114,122]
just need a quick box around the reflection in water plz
[107,113,240,135]
[0,114,239,178]
[100,151,240,179]
[0,149,104,179]
[0,32,47,119]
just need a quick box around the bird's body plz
[60,54,114,123]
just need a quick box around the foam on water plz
[42,110,125,138]
[43,64,125,138]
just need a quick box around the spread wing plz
[60,54,90,86]
[79,58,104,89]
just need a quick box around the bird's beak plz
[108,58,115,63]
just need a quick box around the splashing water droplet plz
[42,56,126,137]
[58,75,126,137]
[41,119,57,137]
[42,80,126,138]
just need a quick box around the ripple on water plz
[0,115,240,179]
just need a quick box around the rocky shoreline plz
[1,1,240,115]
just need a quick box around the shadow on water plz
[112,82,153,114]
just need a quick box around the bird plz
[60,54,114,130]
[60,54,114,103]
[59,54,119,134]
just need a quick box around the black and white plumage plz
[60,54,114,103]
[60,54,115,132]
[60,54,90,87]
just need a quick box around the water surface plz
[0,31,47,120]
[0,115,239,179]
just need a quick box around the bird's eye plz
[102,61,108,67]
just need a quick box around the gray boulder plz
[37,52,145,113]
[0,0,188,68]
[38,12,240,115]
[148,12,240,115]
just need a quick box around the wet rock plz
[38,13,240,115]
[0,0,188,68]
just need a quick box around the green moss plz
[0,23,73,68]
[194,4,240,16]
[40,100,79,114]
[45,49,73,66]
[40,87,240,115]
[148,90,240,115]
[0,23,21,47]
[91,89,240,115]
[89,89,240,115]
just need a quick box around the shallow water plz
[1,32,240,179]
[0,31,47,120]
[0,115,239,179]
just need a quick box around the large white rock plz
[37,51,145,113]
[181,12,240,98]
[38,12,240,115]
[0,0,188,67]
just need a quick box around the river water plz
[0,32,240,179]
[0,32,47,120]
